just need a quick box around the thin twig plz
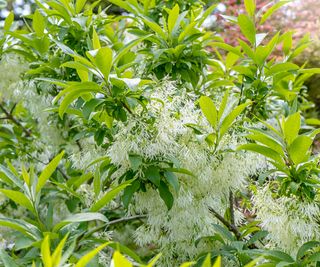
[208,206,241,240]
[0,102,32,136]
[229,190,235,226]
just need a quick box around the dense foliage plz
[0,0,320,266]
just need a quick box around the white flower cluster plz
[106,81,265,265]
[253,185,320,255]
[0,54,69,166]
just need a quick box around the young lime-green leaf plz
[267,62,299,76]
[288,135,312,165]
[199,96,218,129]
[260,1,290,25]
[246,131,284,156]
[238,14,256,45]
[4,11,14,32]
[220,101,251,138]
[76,0,87,13]
[94,47,113,80]
[244,0,256,17]
[90,181,132,212]
[146,253,162,267]
[52,234,69,266]
[75,243,109,267]
[36,151,65,193]
[141,16,167,40]
[168,4,179,35]
[237,143,284,164]
[21,165,30,187]
[197,4,218,27]
[212,256,221,267]
[283,112,301,145]
[112,251,133,267]
[41,235,52,267]
[33,9,46,37]
[92,28,101,50]
[0,189,35,214]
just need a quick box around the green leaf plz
[237,144,284,164]
[129,155,143,172]
[0,249,19,267]
[297,241,320,260]
[92,28,101,50]
[217,90,229,121]
[145,166,161,187]
[267,62,299,76]
[288,135,312,165]
[111,251,132,267]
[95,47,112,80]
[283,112,300,145]
[75,243,109,267]
[0,189,35,214]
[238,14,256,45]
[220,101,251,138]
[168,4,179,35]
[33,9,46,37]
[244,0,256,17]
[41,235,52,267]
[36,151,65,193]
[4,11,14,32]
[0,217,40,240]
[114,35,152,65]
[164,171,179,193]
[141,16,167,40]
[197,4,218,27]
[90,180,132,212]
[93,169,101,198]
[260,1,290,25]
[76,0,87,13]
[52,234,69,266]
[0,165,24,190]
[53,212,108,232]
[199,96,217,129]
[158,181,174,210]
[246,130,284,155]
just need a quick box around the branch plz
[229,190,235,226]
[208,206,241,240]
[0,102,32,137]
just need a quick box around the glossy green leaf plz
[220,101,251,138]
[244,0,256,17]
[53,212,108,232]
[33,9,46,37]
[283,112,300,145]
[0,189,35,214]
[237,143,284,164]
[75,243,109,267]
[288,135,312,165]
[199,96,217,129]
[238,14,256,45]
[36,151,65,193]
[76,0,87,13]
[90,181,132,212]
